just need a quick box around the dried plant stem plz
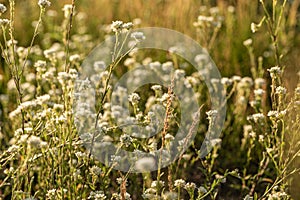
[64,0,76,72]
[175,105,203,175]
[156,77,174,195]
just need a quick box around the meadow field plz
[0,0,300,199]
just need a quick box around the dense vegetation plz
[0,0,299,199]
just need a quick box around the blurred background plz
[1,0,299,87]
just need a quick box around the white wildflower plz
[44,48,56,59]
[62,4,73,18]
[243,39,253,47]
[19,101,36,110]
[7,39,18,46]
[0,3,7,15]
[110,155,121,163]
[124,58,135,66]
[53,104,64,112]
[27,135,46,149]
[275,86,287,95]
[120,134,133,147]
[128,93,140,105]
[238,77,253,89]
[19,134,29,143]
[251,23,259,33]
[184,182,196,191]
[243,38,253,48]
[268,66,281,78]
[165,133,175,141]
[0,19,9,27]
[195,54,209,65]
[46,189,56,198]
[254,89,265,97]
[0,3,7,14]
[194,15,214,27]
[90,165,102,176]
[149,61,161,70]
[36,94,50,104]
[69,68,78,79]
[111,20,123,32]
[221,77,233,86]
[38,0,51,8]
[267,110,279,119]
[259,135,264,142]
[248,113,265,123]
[69,54,80,62]
[88,191,106,200]
[162,192,178,200]
[251,100,259,108]
[232,75,241,82]
[174,179,186,187]
[75,151,88,160]
[162,62,173,72]
[174,69,185,79]
[206,110,218,120]
[151,180,165,188]
[34,60,47,72]
[142,189,156,199]
[7,145,20,154]
[255,78,265,88]
[131,31,146,42]
[122,22,133,30]
[243,125,253,135]
[151,85,162,91]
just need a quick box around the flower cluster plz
[38,0,51,8]
[111,21,133,33]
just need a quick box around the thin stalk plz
[64,0,76,72]
[21,8,45,74]
[157,77,174,194]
